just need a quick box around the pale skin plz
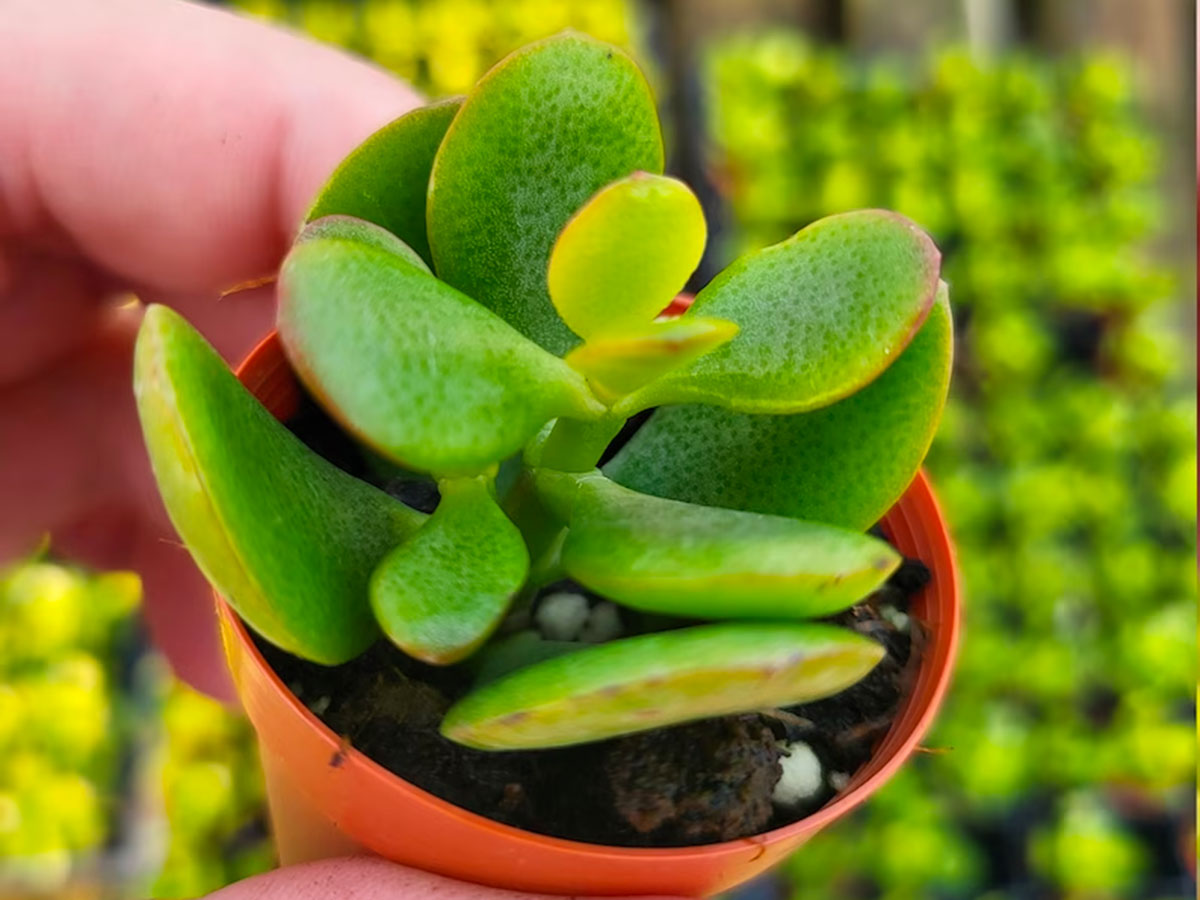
[0,1,672,896]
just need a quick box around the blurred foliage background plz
[1,1,1193,898]
[709,33,1197,900]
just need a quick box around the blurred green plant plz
[0,558,270,899]
[708,33,1194,900]
[1030,792,1148,896]
[0,561,139,894]
[150,684,272,899]
[231,0,635,97]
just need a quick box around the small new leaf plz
[565,316,738,403]
[548,172,707,340]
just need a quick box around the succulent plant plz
[133,32,952,751]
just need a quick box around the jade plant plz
[133,33,952,753]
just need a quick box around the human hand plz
[0,8,686,898]
[0,0,422,700]
[206,856,676,900]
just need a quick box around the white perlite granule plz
[880,604,911,632]
[772,740,823,807]
[534,592,590,641]
[580,601,623,643]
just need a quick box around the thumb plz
[0,0,422,700]
[205,856,681,900]
[1,0,424,294]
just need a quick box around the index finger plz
[0,0,422,294]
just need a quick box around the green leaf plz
[525,414,627,473]
[305,98,462,267]
[548,172,706,340]
[606,283,954,530]
[296,215,430,272]
[469,631,583,686]
[427,32,664,354]
[564,316,738,402]
[530,467,588,521]
[133,305,425,665]
[371,476,529,664]
[539,472,898,619]
[441,622,884,749]
[623,210,941,414]
[278,222,605,475]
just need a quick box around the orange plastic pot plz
[220,328,962,897]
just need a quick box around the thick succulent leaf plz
[623,210,941,414]
[371,476,528,665]
[548,172,706,340]
[539,472,898,619]
[305,98,461,267]
[565,316,738,403]
[427,32,664,355]
[469,631,583,685]
[133,305,425,665]
[296,215,430,272]
[278,225,605,475]
[606,283,953,530]
[441,622,884,749]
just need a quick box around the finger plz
[0,249,277,390]
[0,0,422,295]
[129,520,237,702]
[0,312,138,563]
[0,0,421,699]
[0,244,110,385]
[0,290,272,558]
[0,295,259,700]
[206,855,681,900]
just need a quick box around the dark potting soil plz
[256,563,927,847]
[259,391,931,847]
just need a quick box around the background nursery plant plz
[133,32,952,844]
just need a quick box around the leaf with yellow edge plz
[133,305,425,665]
[607,283,954,530]
[565,316,738,403]
[548,172,707,340]
[622,210,941,415]
[442,622,884,749]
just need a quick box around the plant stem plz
[526,527,567,589]
[536,414,626,472]
[501,470,564,565]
